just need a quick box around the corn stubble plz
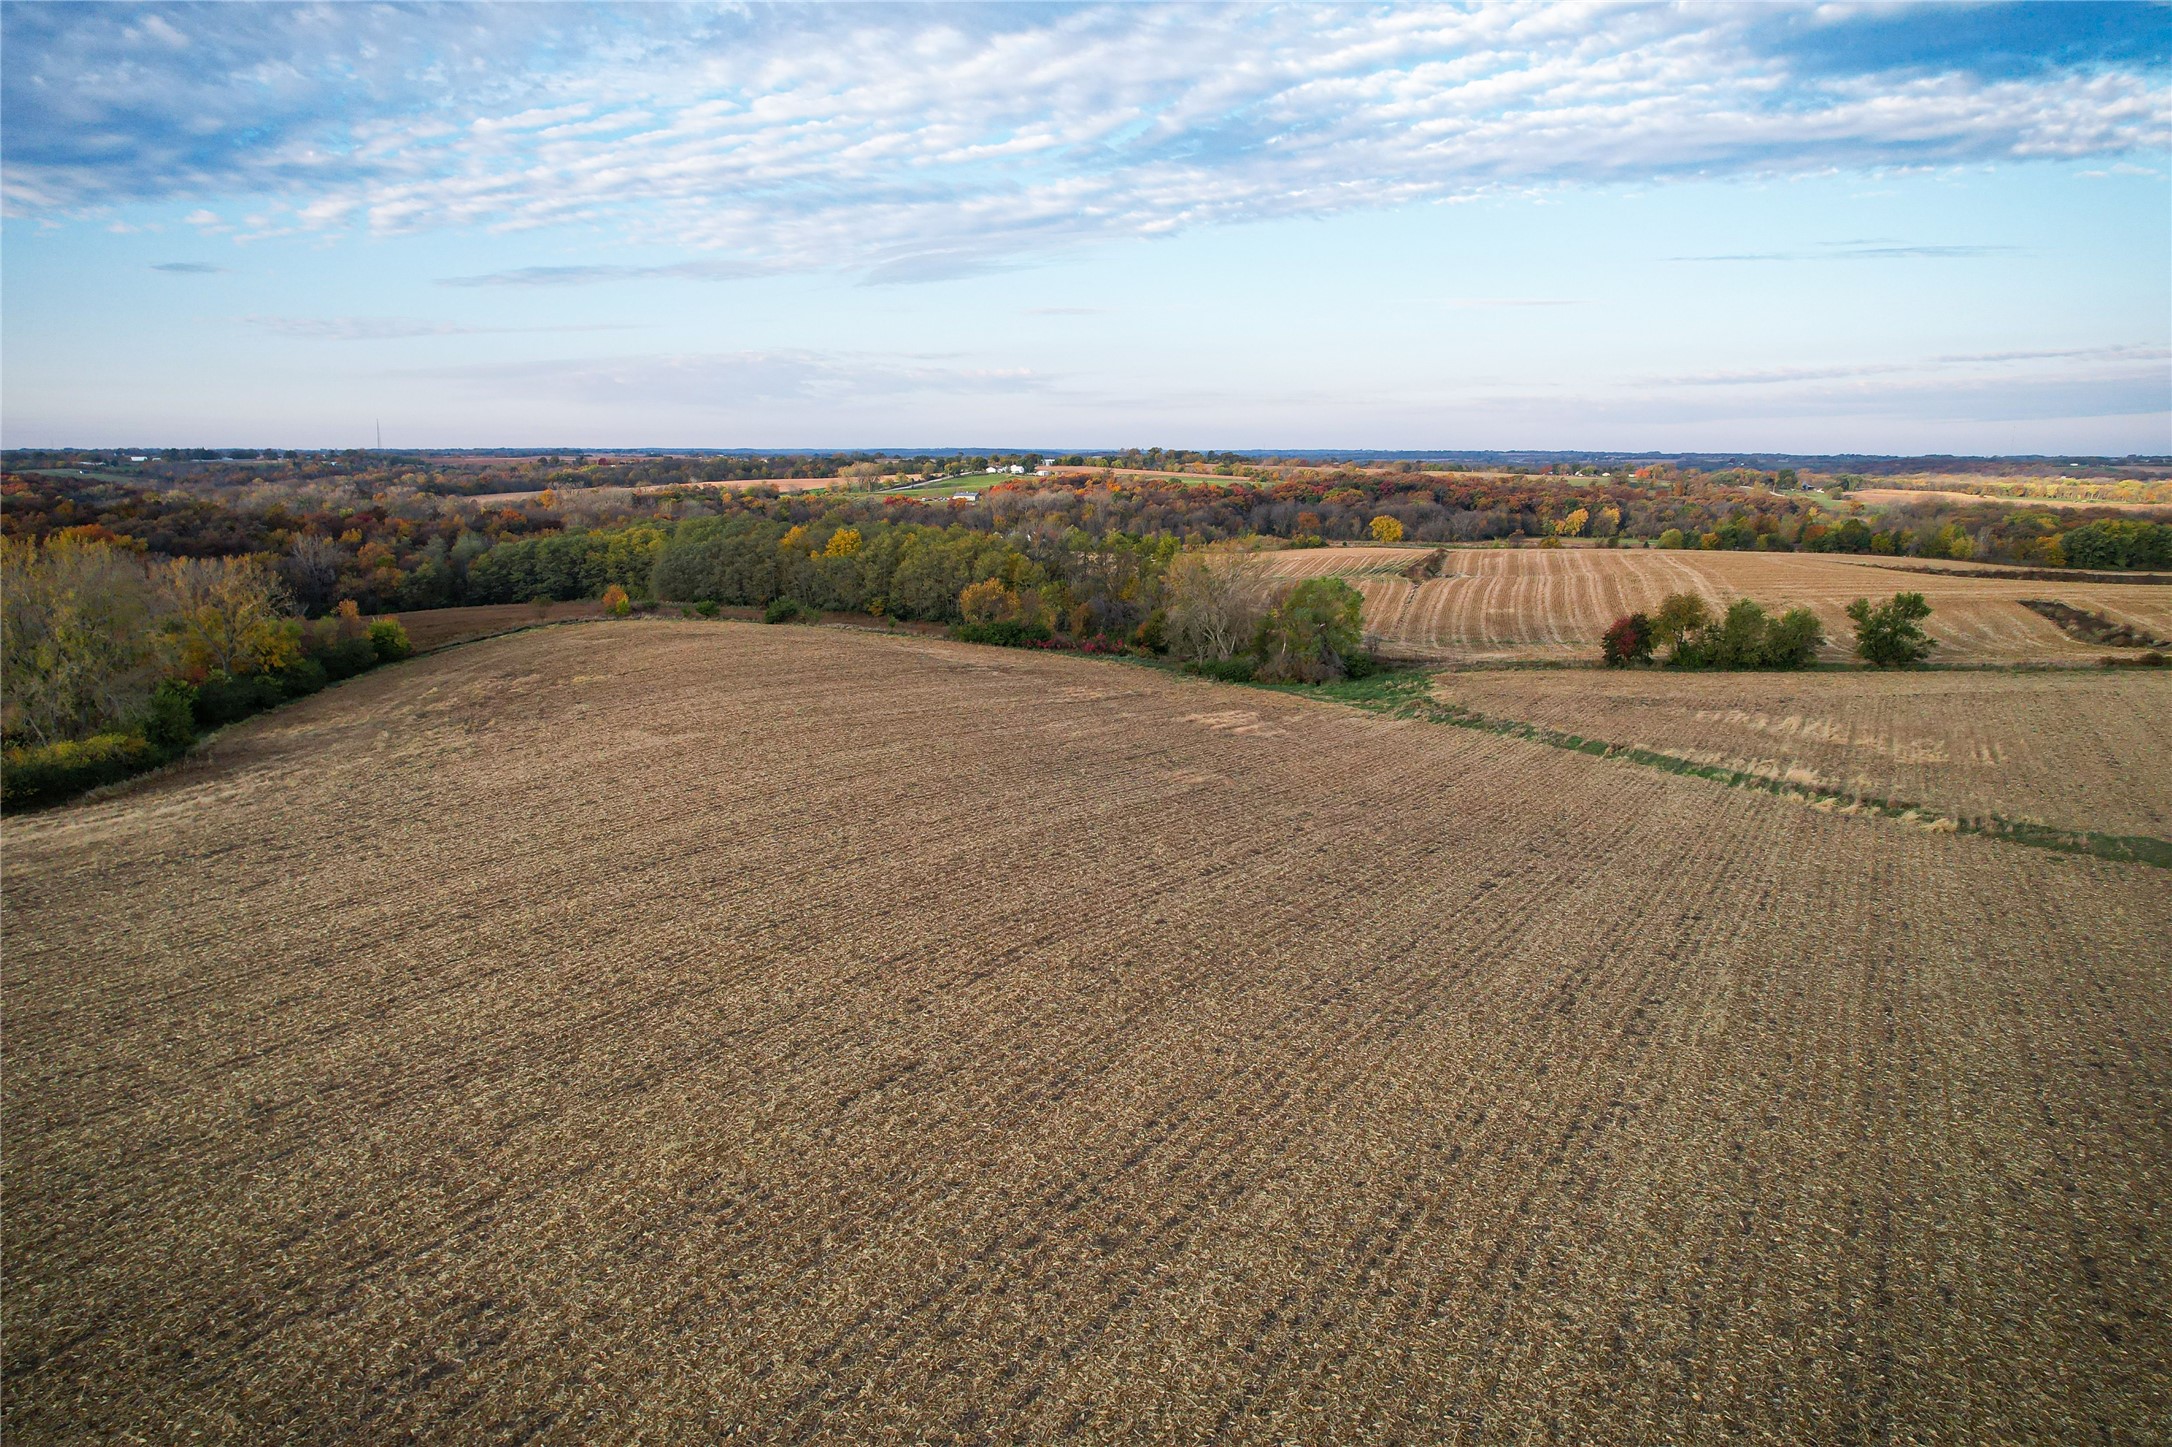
[4,623,2167,1443]
[1252,546,2172,663]
[1433,667,2172,839]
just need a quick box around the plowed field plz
[1253,546,2172,663]
[390,600,608,651]
[1433,666,2172,837]
[6,623,2167,1444]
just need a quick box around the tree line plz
[7,466,2166,634]
[1,536,411,810]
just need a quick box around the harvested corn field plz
[1307,546,2172,663]
[389,599,608,652]
[1247,543,1421,577]
[6,622,2169,1444]
[1432,666,2172,838]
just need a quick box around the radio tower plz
[376,420,382,452]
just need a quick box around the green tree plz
[1253,577,1364,683]
[1761,608,1825,669]
[1846,592,1934,667]
[1648,592,1711,660]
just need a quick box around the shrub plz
[2,732,159,810]
[277,656,329,699]
[1846,592,1935,667]
[141,680,197,752]
[763,596,813,624]
[952,619,1053,647]
[1656,528,1687,550]
[601,584,632,617]
[694,600,721,618]
[1601,612,1653,666]
[1185,656,1258,683]
[313,633,379,681]
[1133,608,1168,654]
[367,618,413,662]
[192,670,287,727]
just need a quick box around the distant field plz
[390,599,606,651]
[1852,486,2172,514]
[1434,666,2172,837]
[469,477,848,504]
[1245,546,2172,663]
[5,622,2165,1443]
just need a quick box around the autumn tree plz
[162,557,301,679]
[600,584,632,616]
[1369,515,1404,543]
[1600,612,1653,666]
[959,578,1023,626]
[1163,552,1266,661]
[1,536,173,745]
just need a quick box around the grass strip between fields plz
[1251,670,2172,871]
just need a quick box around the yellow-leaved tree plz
[779,524,811,552]
[1554,507,1589,537]
[600,584,632,617]
[824,527,863,558]
[1369,515,1404,543]
[1,535,172,746]
[163,557,300,679]
[959,578,1022,625]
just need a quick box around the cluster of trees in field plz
[0,536,411,809]
[1600,594,1825,670]
[1602,591,1934,670]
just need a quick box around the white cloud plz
[7,3,2166,281]
[247,316,641,341]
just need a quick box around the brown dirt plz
[1432,666,2172,837]
[5,623,2167,1444]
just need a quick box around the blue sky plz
[3,1,2168,453]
